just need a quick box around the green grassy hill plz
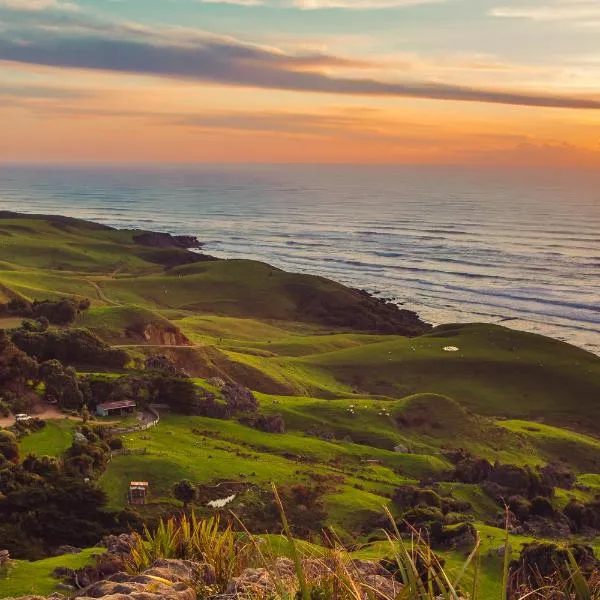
[1,212,599,599]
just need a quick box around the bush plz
[529,496,556,519]
[2,297,90,325]
[484,463,551,501]
[564,499,600,533]
[394,485,442,510]
[508,495,531,522]
[430,521,476,549]
[222,383,258,414]
[0,399,10,417]
[509,541,599,593]
[241,414,286,433]
[0,429,19,463]
[109,437,124,451]
[401,505,445,527]
[540,463,576,490]
[173,479,197,508]
[452,455,493,484]
[240,484,328,538]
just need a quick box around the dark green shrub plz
[530,496,556,518]
[173,479,197,508]
[0,429,19,463]
[508,495,531,521]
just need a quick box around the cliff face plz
[124,322,190,346]
[139,324,190,346]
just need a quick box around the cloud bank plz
[0,3,598,110]
[1,33,599,110]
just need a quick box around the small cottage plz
[96,400,136,417]
[128,481,149,505]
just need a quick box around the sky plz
[1,0,599,165]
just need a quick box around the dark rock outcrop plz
[133,232,203,249]
[287,282,430,336]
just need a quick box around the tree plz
[39,360,84,409]
[152,376,200,414]
[0,430,19,463]
[173,479,196,509]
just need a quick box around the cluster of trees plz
[12,328,128,368]
[79,373,267,423]
[0,297,90,325]
[447,450,600,537]
[389,484,475,549]
[0,329,117,413]
[0,423,137,559]
[79,373,210,414]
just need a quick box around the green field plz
[1,213,599,599]
[0,549,104,597]
[19,420,76,457]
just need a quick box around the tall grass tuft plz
[126,513,250,591]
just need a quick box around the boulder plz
[227,557,402,600]
[100,534,136,556]
[71,559,212,600]
[53,545,82,556]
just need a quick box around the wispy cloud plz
[491,1,600,22]
[0,0,78,11]
[0,20,598,110]
[0,83,91,98]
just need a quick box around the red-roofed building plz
[96,400,136,417]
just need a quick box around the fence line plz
[112,407,160,435]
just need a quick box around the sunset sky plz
[1,0,600,165]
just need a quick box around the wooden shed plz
[128,481,149,505]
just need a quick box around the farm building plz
[128,481,149,505]
[96,400,136,417]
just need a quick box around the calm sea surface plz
[0,164,598,354]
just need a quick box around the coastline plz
[0,164,598,356]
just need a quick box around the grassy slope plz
[100,413,446,524]
[294,323,600,430]
[1,213,599,598]
[0,548,103,597]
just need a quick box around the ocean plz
[0,164,598,355]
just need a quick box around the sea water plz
[0,163,598,354]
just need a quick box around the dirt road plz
[0,406,81,428]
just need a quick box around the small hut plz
[128,481,149,505]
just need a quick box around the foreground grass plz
[124,507,599,600]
